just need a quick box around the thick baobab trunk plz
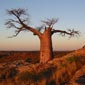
[40,28,53,63]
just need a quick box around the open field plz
[0,51,72,63]
[0,49,85,85]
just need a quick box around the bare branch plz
[5,8,42,38]
[5,19,20,28]
[51,29,80,38]
[67,29,80,38]
[7,26,26,38]
[6,19,20,23]
[42,18,58,28]
[6,8,29,25]
[7,8,27,17]
[36,25,46,32]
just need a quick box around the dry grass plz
[0,51,71,63]
[0,49,85,85]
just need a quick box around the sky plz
[0,0,85,51]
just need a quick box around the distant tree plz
[5,8,79,63]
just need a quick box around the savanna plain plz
[0,48,85,85]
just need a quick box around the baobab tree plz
[5,8,79,63]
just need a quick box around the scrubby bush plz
[66,55,80,63]
[17,64,57,84]
[25,58,32,63]
[25,57,39,64]
[39,67,53,79]
[0,67,17,80]
[18,71,32,81]
[17,71,41,83]
[38,65,57,80]
[6,68,17,78]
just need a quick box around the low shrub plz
[39,67,53,78]
[18,65,57,83]
[39,65,57,79]
[17,71,41,82]
[25,58,39,64]
[66,55,80,63]
[0,67,17,80]
[25,58,32,63]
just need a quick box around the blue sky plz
[0,0,85,51]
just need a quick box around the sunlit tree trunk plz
[6,9,79,63]
[40,28,53,63]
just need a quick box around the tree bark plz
[40,28,53,63]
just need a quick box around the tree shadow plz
[46,80,56,85]
[75,75,85,84]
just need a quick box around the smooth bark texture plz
[40,28,53,63]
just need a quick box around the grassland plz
[0,49,85,85]
[0,51,72,63]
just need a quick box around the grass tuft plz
[66,55,80,63]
